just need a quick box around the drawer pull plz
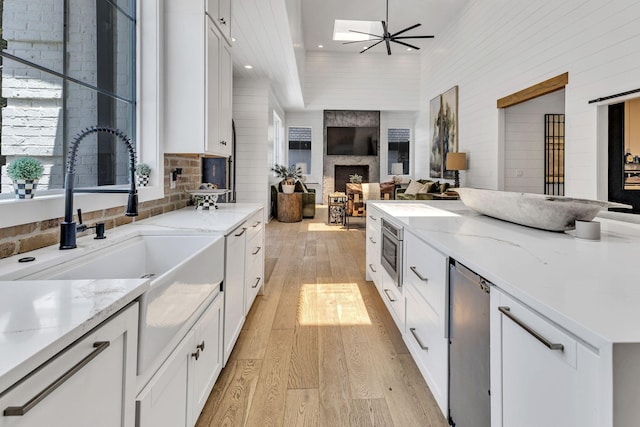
[234,227,247,237]
[192,349,200,360]
[383,289,396,302]
[369,263,377,273]
[410,266,428,282]
[369,215,378,221]
[4,341,110,417]
[409,328,428,351]
[498,306,564,352]
[369,237,377,244]
[252,221,261,228]
[252,277,261,288]
[197,341,205,352]
[252,246,262,255]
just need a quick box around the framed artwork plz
[429,95,442,178]
[441,86,459,179]
[429,86,459,179]
[202,157,227,189]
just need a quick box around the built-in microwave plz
[381,218,403,288]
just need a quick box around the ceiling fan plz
[343,0,434,55]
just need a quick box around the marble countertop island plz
[370,200,640,347]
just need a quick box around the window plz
[287,126,311,174]
[388,128,410,174]
[0,0,136,196]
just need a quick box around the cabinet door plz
[206,18,221,155]
[224,224,247,364]
[218,40,233,157]
[245,233,264,311]
[137,330,195,427]
[217,0,232,41]
[191,294,224,421]
[0,304,138,427]
[492,291,599,427]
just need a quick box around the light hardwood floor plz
[196,206,449,427]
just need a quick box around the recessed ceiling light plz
[244,65,253,69]
[407,48,412,51]
[318,44,323,48]
[232,37,236,42]
[363,46,369,50]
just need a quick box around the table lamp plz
[390,162,404,176]
[446,152,467,188]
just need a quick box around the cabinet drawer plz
[245,210,264,243]
[404,231,448,316]
[0,304,138,427]
[366,238,381,287]
[245,238,264,312]
[405,285,448,415]
[379,269,405,332]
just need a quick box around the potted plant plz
[7,157,44,199]
[271,164,302,193]
[135,163,151,187]
[349,173,363,184]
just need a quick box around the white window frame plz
[273,111,285,166]
[0,0,163,228]
[287,126,312,177]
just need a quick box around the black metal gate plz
[544,114,565,195]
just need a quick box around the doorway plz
[607,99,640,212]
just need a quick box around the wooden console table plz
[277,192,302,222]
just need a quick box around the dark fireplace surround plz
[322,110,380,203]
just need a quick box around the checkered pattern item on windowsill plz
[196,194,219,210]
[12,180,38,199]
[137,175,150,186]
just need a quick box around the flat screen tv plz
[327,126,378,156]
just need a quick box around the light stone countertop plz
[370,200,640,347]
[0,202,263,393]
[0,278,148,392]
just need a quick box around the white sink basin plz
[20,232,225,376]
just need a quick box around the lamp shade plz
[446,152,467,171]
[391,162,404,175]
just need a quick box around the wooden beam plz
[497,72,569,108]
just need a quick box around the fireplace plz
[334,165,369,193]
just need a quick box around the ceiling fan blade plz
[381,21,390,38]
[360,40,384,54]
[348,29,383,38]
[393,35,435,40]
[343,39,381,45]
[391,39,421,50]
[391,23,422,38]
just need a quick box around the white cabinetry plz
[244,211,265,311]
[490,290,599,427]
[137,294,224,427]
[365,207,381,288]
[206,0,232,42]
[224,223,247,364]
[0,304,138,427]
[403,231,449,416]
[164,0,232,156]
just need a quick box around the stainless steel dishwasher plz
[448,260,491,427]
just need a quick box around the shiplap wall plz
[233,77,271,220]
[304,51,420,111]
[504,90,565,193]
[417,0,640,198]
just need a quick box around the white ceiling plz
[302,0,470,54]
[231,0,470,110]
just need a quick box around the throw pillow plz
[417,180,435,194]
[404,180,425,196]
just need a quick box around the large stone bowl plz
[455,188,631,231]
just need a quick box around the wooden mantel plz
[497,72,569,108]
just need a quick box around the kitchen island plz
[368,200,640,427]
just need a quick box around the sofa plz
[395,179,451,200]
[270,181,316,219]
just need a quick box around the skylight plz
[333,19,383,42]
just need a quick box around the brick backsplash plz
[0,154,202,259]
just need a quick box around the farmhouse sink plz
[19,232,225,376]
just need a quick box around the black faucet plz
[60,126,138,249]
